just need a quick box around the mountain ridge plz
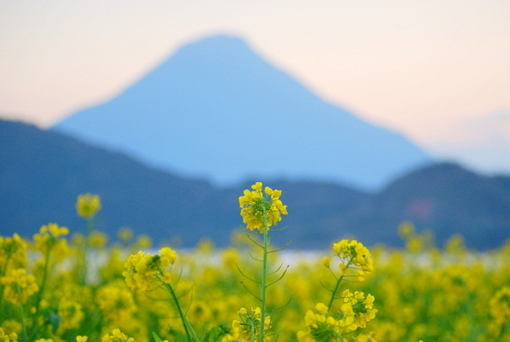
[3,119,509,250]
[53,34,431,190]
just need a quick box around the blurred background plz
[1,1,509,249]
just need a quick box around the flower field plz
[1,184,509,342]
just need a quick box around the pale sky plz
[1,1,509,174]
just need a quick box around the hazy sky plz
[1,1,509,173]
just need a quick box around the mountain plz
[2,119,510,250]
[52,34,431,190]
[363,163,510,249]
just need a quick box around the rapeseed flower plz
[2,268,39,305]
[332,240,374,275]
[122,247,177,292]
[76,193,102,219]
[0,234,27,269]
[231,307,271,342]
[97,281,137,323]
[341,290,377,330]
[102,329,135,342]
[0,328,18,342]
[490,286,510,325]
[239,182,288,233]
[57,299,84,330]
[297,303,344,342]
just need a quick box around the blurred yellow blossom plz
[2,268,39,305]
[76,193,101,219]
[102,329,135,342]
[0,328,18,342]
[490,286,510,325]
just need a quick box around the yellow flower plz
[89,230,108,249]
[123,247,178,292]
[97,281,137,323]
[341,290,378,330]
[332,240,374,274]
[2,268,39,305]
[76,193,101,219]
[102,329,135,342]
[489,286,510,325]
[158,247,177,266]
[135,235,152,249]
[354,332,377,342]
[297,308,340,342]
[0,234,27,269]
[32,223,70,258]
[232,307,271,342]
[76,337,88,342]
[221,248,241,270]
[239,182,288,233]
[117,227,133,243]
[0,328,18,342]
[398,221,414,238]
[38,223,69,238]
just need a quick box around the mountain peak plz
[53,35,431,189]
[180,34,250,51]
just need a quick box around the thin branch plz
[319,280,334,292]
[246,234,264,249]
[267,266,289,287]
[240,281,262,301]
[267,263,284,276]
[267,241,292,254]
[236,263,260,284]
[249,252,263,262]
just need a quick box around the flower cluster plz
[0,328,18,342]
[1,268,39,305]
[0,234,27,269]
[489,286,510,325]
[122,247,177,292]
[329,240,374,279]
[297,291,377,342]
[102,329,136,342]
[231,307,272,342]
[97,281,137,324]
[342,290,378,330]
[239,182,288,233]
[57,299,84,330]
[76,193,102,219]
[32,223,70,256]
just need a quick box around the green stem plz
[0,252,12,316]
[17,285,29,342]
[81,218,94,284]
[27,240,53,342]
[495,322,506,342]
[160,276,199,342]
[327,258,353,310]
[33,243,52,316]
[258,208,270,342]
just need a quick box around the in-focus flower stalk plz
[238,182,288,342]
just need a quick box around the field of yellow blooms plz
[1,183,509,342]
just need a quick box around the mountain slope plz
[1,119,370,247]
[3,119,510,249]
[53,35,431,190]
[365,163,510,249]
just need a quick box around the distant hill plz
[53,34,431,190]
[2,119,510,249]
